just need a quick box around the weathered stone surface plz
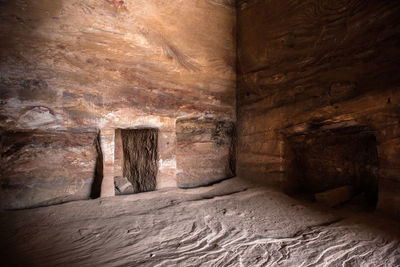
[285,127,379,204]
[315,186,354,207]
[114,128,159,195]
[0,130,100,209]
[0,0,236,130]
[2,178,400,266]
[176,117,235,188]
[0,0,236,203]
[377,178,400,220]
[121,129,158,193]
[99,128,115,198]
[237,0,400,218]
[114,176,134,195]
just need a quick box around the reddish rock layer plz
[0,0,237,207]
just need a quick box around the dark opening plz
[90,132,103,199]
[114,128,158,195]
[286,126,379,207]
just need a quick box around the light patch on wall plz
[159,157,177,169]
[18,106,57,128]
[124,33,150,47]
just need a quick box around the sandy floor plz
[0,178,399,266]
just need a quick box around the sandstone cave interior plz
[0,1,400,266]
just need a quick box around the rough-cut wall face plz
[176,117,236,188]
[237,0,400,218]
[0,0,237,205]
[0,0,236,130]
[285,126,379,206]
[0,130,100,209]
[121,129,158,193]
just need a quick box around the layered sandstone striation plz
[176,117,236,188]
[0,0,236,207]
[237,0,400,218]
[1,0,399,221]
[0,130,100,209]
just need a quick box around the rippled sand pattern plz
[0,178,399,266]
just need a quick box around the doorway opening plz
[285,126,379,208]
[114,128,158,195]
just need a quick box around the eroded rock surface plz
[0,0,236,204]
[237,0,400,218]
[121,129,158,193]
[176,117,236,188]
[0,130,100,209]
[0,0,236,128]
[114,176,134,195]
[0,178,399,266]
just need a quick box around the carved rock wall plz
[176,117,236,188]
[0,0,236,207]
[0,0,236,127]
[286,127,379,205]
[121,129,158,193]
[0,130,100,209]
[237,0,400,218]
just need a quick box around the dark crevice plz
[90,132,103,199]
[178,175,236,189]
[285,126,379,208]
